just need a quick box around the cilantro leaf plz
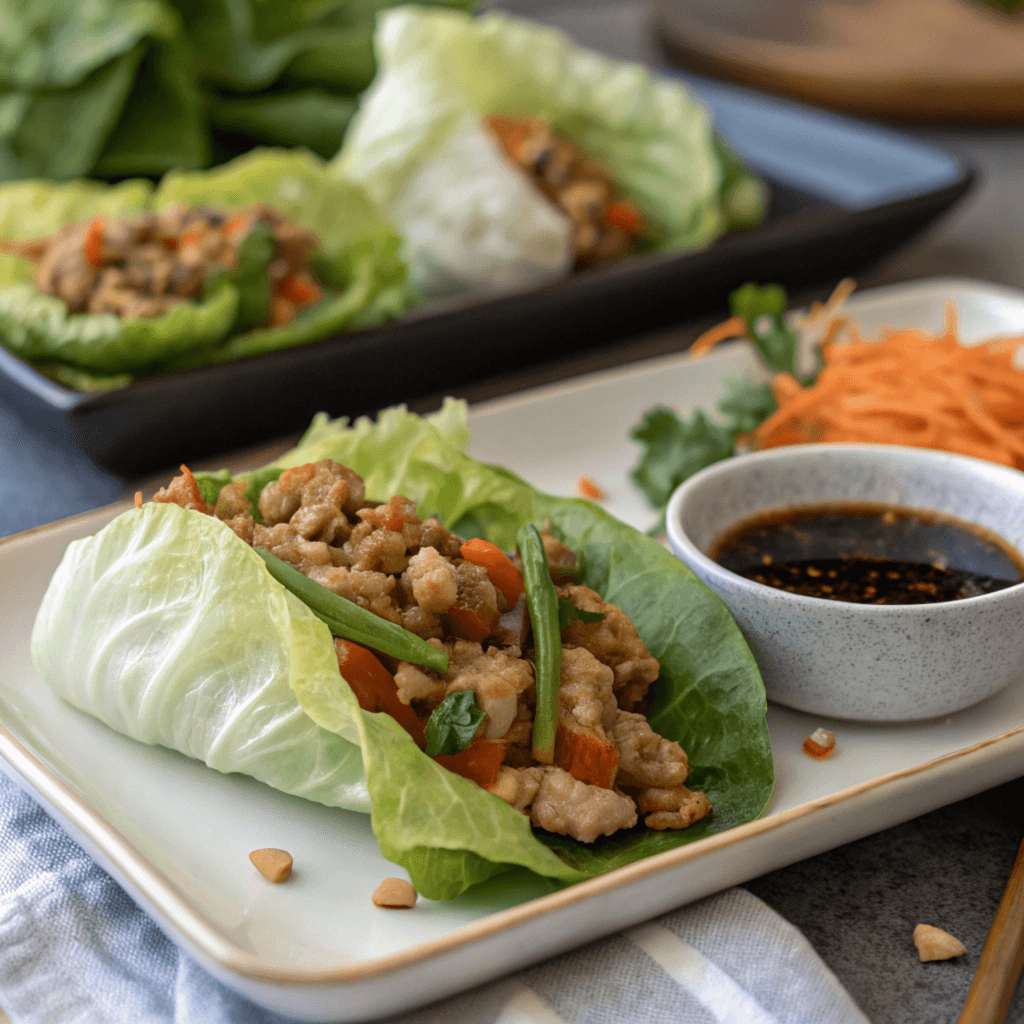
[557,597,605,631]
[729,282,800,375]
[630,407,735,511]
[424,690,485,757]
[206,219,276,333]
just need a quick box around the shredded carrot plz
[750,308,1024,469]
[84,217,106,269]
[459,538,524,607]
[134,491,143,508]
[689,315,747,358]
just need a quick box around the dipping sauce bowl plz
[666,443,1024,721]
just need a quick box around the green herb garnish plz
[557,597,605,631]
[424,690,486,756]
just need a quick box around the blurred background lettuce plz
[0,0,473,183]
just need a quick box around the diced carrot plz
[221,210,253,239]
[433,736,509,788]
[459,538,525,607]
[275,273,322,307]
[555,722,618,789]
[446,600,499,642]
[335,638,426,746]
[84,217,106,269]
[270,295,296,327]
[603,200,643,234]
[177,224,205,249]
[576,475,606,501]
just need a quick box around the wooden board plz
[655,0,1024,121]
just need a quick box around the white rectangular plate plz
[2,277,1023,1021]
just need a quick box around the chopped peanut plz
[576,475,606,501]
[372,877,418,909]
[249,847,293,883]
[803,727,836,759]
[913,924,966,961]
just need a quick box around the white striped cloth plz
[0,775,868,1024]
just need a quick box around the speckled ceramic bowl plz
[666,444,1024,721]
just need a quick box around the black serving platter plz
[0,73,971,477]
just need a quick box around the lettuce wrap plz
[32,401,773,899]
[333,8,765,299]
[0,149,410,386]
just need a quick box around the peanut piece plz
[249,848,293,883]
[803,727,836,759]
[372,878,418,909]
[913,923,966,961]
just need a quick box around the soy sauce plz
[710,502,1024,605]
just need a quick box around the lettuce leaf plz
[334,8,751,297]
[238,401,773,896]
[32,502,369,813]
[0,150,410,380]
[0,281,239,373]
[36,402,772,899]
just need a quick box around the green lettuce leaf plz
[334,8,757,297]
[0,47,145,182]
[0,0,176,92]
[0,150,409,380]
[0,281,239,372]
[92,36,209,178]
[32,502,369,812]
[247,401,773,896]
[38,401,772,899]
[207,89,358,160]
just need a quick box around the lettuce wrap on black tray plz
[0,149,409,391]
[32,401,774,900]
[333,8,766,299]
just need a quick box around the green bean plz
[254,547,448,673]
[517,524,561,763]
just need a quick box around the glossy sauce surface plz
[710,502,1024,605]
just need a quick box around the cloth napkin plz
[0,772,869,1024]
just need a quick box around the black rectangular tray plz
[0,75,972,477]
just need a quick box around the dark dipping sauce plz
[710,502,1024,605]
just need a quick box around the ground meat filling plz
[2,202,323,327]
[484,115,645,268]
[149,460,711,843]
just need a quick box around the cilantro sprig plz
[424,690,486,757]
[629,283,810,523]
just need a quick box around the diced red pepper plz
[433,736,509,788]
[84,217,106,269]
[603,200,643,235]
[335,638,426,746]
[459,538,525,608]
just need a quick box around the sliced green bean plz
[254,547,448,673]
[517,524,561,763]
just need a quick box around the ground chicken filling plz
[485,114,645,269]
[149,459,711,844]
[1,203,322,326]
